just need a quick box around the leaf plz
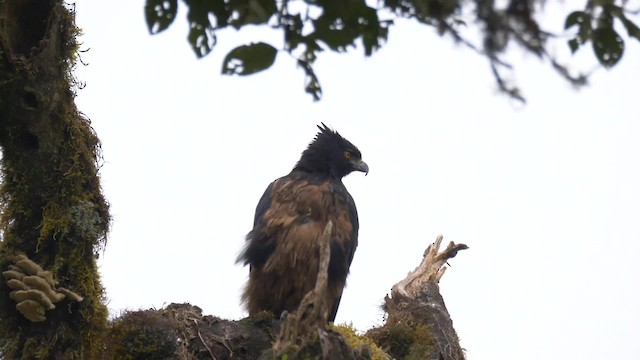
[592,27,625,67]
[564,11,586,30]
[222,43,278,76]
[620,15,640,41]
[356,6,383,56]
[184,0,229,28]
[184,0,230,57]
[297,59,322,101]
[568,38,580,53]
[283,13,304,51]
[577,19,592,43]
[313,16,358,52]
[228,0,277,28]
[145,0,178,34]
[188,25,216,58]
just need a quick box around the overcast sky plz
[73,1,640,359]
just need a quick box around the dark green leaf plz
[313,16,358,52]
[283,14,304,51]
[184,0,229,28]
[184,0,226,57]
[577,19,592,43]
[297,59,322,101]
[222,43,278,76]
[568,38,580,53]
[620,15,640,41]
[316,29,357,51]
[229,0,277,28]
[598,8,615,28]
[145,0,178,34]
[565,11,586,30]
[188,26,216,58]
[564,10,592,46]
[592,27,624,67]
[356,6,383,56]
[300,38,323,64]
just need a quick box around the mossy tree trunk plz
[0,1,110,359]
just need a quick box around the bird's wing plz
[253,181,275,228]
[238,175,325,269]
[345,191,359,267]
[328,185,359,322]
[236,180,276,269]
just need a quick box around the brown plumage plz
[237,124,368,322]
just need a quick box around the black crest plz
[294,123,363,178]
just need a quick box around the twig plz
[273,221,333,355]
[196,326,217,360]
[314,220,332,295]
[191,318,220,360]
[210,333,233,357]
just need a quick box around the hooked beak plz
[352,159,369,175]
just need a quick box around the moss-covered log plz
[103,303,377,360]
[99,235,467,360]
[0,1,110,358]
[102,304,273,360]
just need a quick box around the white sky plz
[73,1,640,359]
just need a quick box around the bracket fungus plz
[2,254,84,322]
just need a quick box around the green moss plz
[104,310,179,360]
[331,323,391,360]
[366,321,436,360]
[239,310,275,326]
[273,328,322,360]
[239,310,276,338]
[405,325,436,360]
[0,1,110,358]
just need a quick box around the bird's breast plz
[261,178,352,273]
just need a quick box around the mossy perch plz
[370,235,468,360]
[331,324,391,360]
[102,303,274,360]
[95,235,467,359]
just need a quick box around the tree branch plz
[368,235,468,360]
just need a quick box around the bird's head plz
[294,123,369,179]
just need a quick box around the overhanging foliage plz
[144,0,640,101]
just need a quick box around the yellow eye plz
[344,151,351,159]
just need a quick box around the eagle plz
[237,123,368,322]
